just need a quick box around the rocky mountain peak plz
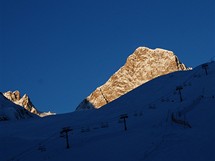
[3,91,40,115]
[3,91,55,117]
[4,90,21,101]
[0,92,37,121]
[76,47,187,110]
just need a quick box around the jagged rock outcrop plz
[0,92,37,121]
[3,91,40,115]
[76,47,187,110]
[3,91,55,117]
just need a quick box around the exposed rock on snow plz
[4,91,40,114]
[0,92,37,120]
[3,91,55,117]
[39,111,56,117]
[76,47,187,110]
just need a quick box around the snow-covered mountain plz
[0,61,214,161]
[76,47,187,110]
[0,92,38,121]
[3,90,56,117]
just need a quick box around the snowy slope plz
[0,61,215,161]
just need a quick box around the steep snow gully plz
[1,61,215,161]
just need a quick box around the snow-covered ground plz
[1,61,215,161]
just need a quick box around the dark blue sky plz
[1,0,214,113]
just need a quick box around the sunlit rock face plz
[0,92,37,121]
[3,90,40,115]
[76,47,187,110]
[3,91,55,117]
